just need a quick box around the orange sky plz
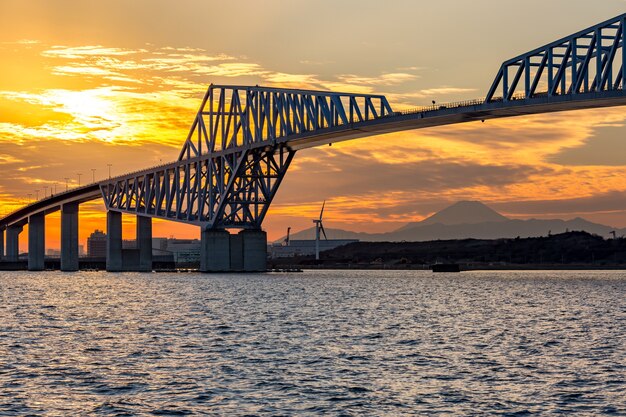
[2,1,626,251]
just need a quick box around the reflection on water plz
[0,270,624,415]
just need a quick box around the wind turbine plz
[313,200,328,260]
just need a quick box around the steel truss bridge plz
[2,13,626,271]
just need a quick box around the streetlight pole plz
[91,168,96,183]
[43,185,48,198]
[64,178,69,192]
[77,173,82,187]
[27,193,32,202]
[107,164,112,179]
[35,189,39,200]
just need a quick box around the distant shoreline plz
[271,231,626,271]
[288,264,626,272]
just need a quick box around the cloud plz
[13,39,40,45]
[42,45,146,58]
[278,145,555,206]
[548,124,626,166]
[337,72,418,86]
[0,154,24,164]
[298,59,334,66]
[51,64,122,78]
[491,190,626,219]
[0,85,197,145]
[264,72,319,87]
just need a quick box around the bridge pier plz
[199,229,267,272]
[106,211,123,272]
[229,233,243,271]
[28,212,45,271]
[0,228,4,260]
[61,202,79,271]
[241,230,267,272]
[6,225,22,261]
[136,215,152,272]
[200,230,231,272]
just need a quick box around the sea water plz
[0,270,624,415]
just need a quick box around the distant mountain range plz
[279,201,623,242]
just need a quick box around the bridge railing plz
[399,82,623,116]
[399,93,529,115]
[0,183,101,224]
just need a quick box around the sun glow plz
[47,88,119,132]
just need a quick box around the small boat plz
[431,263,461,272]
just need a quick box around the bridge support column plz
[229,233,244,271]
[6,225,22,262]
[137,215,152,272]
[28,212,45,271]
[60,202,79,272]
[106,211,122,272]
[200,229,231,272]
[0,228,4,261]
[241,230,267,272]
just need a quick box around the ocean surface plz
[0,270,624,416]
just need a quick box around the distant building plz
[166,239,200,266]
[148,237,201,266]
[46,246,85,258]
[153,237,168,251]
[269,239,359,258]
[87,229,107,257]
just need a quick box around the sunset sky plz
[2,0,626,250]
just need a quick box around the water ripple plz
[0,269,624,415]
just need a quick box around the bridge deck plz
[0,184,100,228]
[284,89,626,150]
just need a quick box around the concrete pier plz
[241,230,267,272]
[28,212,45,271]
[0,228,4,261]
[6,225,22,261]
[106,211,123,272]
[229,233,244,271]
[200,229,231,272]
[60,202,79,271]
[136,215,152,272]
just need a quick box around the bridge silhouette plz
[2,13,626,272]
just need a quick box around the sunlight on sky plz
[2,0,626,247]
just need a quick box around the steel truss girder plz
[101,145,295,229]
[92,14,626,233]
[178,85,394,160]
[486,13,626,102]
